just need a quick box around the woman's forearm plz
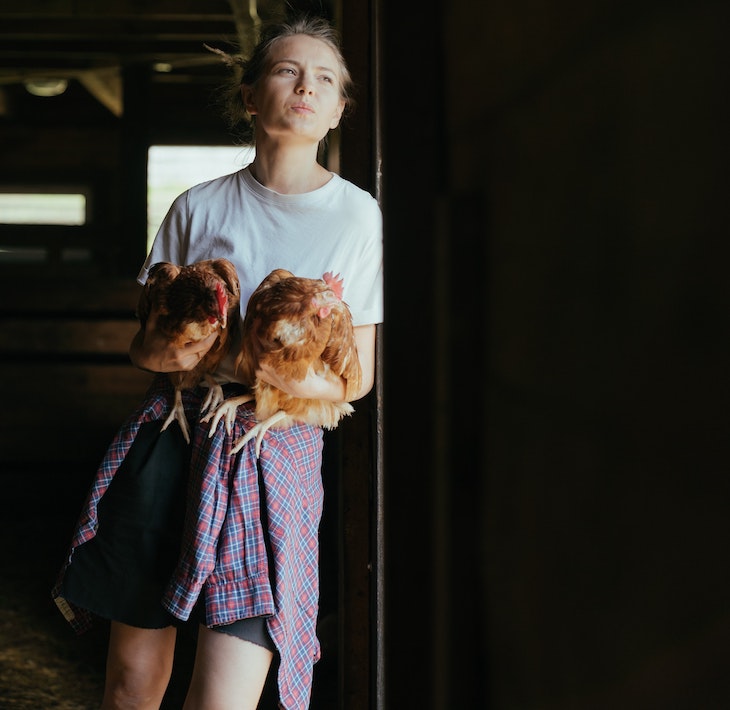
[129,327,161,372]
[351,324,376,400]
[128,323,219,373]
[256,324,377,403]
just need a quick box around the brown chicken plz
[206,269,361,457]
[137,259,240,444]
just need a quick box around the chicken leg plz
[161,385,191,444]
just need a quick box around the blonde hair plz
[210,15,354,145]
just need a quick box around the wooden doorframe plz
[336,0,385,707]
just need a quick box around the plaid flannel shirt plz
[53,377,325,710]
[164,402,324,709]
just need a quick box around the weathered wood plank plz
[0,319,138,354]
[3,362,153,399]
[0,363,154,464]
[0,278,140,314]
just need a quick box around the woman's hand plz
[255,324,377,402]
[129,308,219,373]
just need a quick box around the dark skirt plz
[60,392,276,651]
[60,419,191,629]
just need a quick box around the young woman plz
[53,16,382,710]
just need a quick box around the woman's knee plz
[102,622,176,709]
[103,660,170,708]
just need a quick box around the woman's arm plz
[129,309,219,373]
[256,324,377,403]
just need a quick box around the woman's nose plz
[296,74,313,94]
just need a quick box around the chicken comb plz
[215,281,229,326]
[322,271,344,300]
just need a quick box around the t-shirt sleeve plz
[346,199,384,327]
[136,191,190,285]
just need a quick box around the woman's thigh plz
[183,625,274,710]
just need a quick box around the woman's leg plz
[101,621,177,710]
[183,625,274,710]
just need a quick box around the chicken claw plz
[202,394,254,438]
[231,410,288,457]
[161,388,191,444]
[199,375,225,416]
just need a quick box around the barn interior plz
[1,0,729,709]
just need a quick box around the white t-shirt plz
[138,166,383,382]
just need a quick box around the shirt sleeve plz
[137,191,190,285]
[346,199,384,327]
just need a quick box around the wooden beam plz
[78,67,123,116]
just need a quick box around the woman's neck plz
[249,141,331,194]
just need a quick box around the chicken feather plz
[137,259,241,443]
[207,269,361,456]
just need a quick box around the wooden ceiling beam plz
[0,0,233,21]
[0,22,238,42]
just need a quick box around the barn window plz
[0,188,90,264]
[0,191,87,226]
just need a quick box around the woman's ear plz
[329,99,345,130]
[241,84,257,115]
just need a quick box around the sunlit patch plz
[274,320,307,345]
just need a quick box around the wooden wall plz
[0,278,150,465]
[381,0,730,708]
[0,61,232,467]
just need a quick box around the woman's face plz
[242,34,346,145]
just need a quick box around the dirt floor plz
[0,502,199,709]
[0,490,108,710]
[0,467,223,709]
[0,465,336,710]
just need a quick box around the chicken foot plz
[161,375,231,445]
[161,386,191,444]
[201,394,254,438]
[231,410,289,458]
[199,374,226,417]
